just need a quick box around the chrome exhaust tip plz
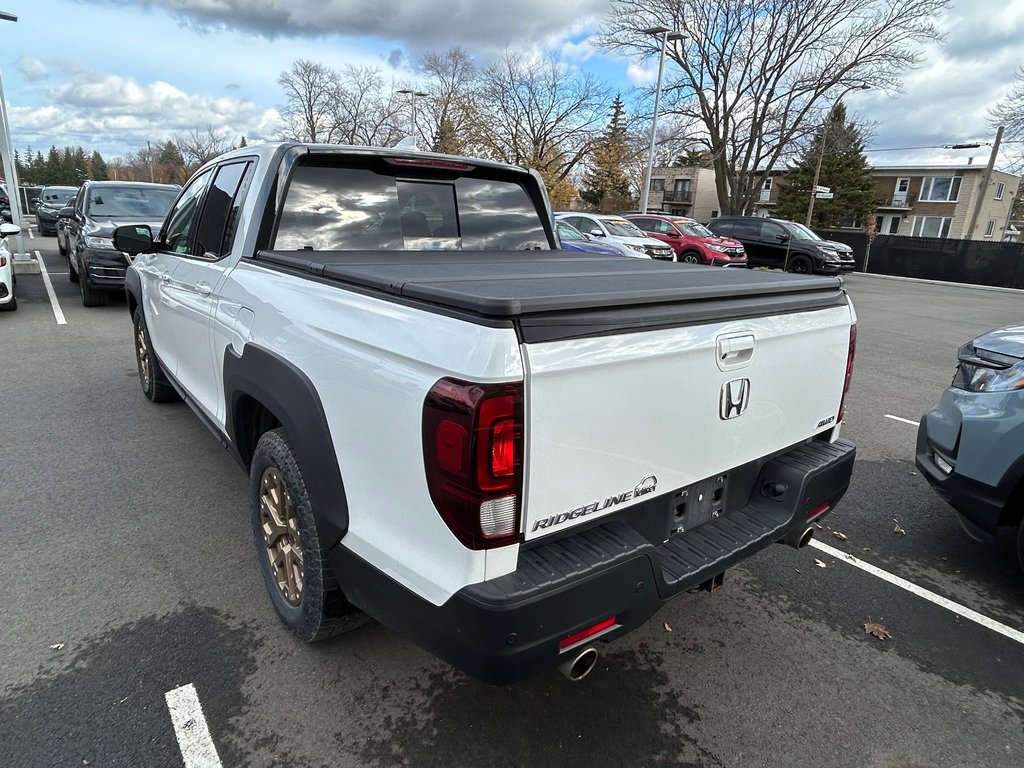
[558,646,599,682]
[782,526,815,549]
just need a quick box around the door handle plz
[194,281,212,297]
[158,271,170,282]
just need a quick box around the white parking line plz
[810,539,1024,646]
[884,414,920,427]
[165,683,223,768]
[35,250,67,326]
[28,227,34,239]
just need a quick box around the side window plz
[162,169,213,254]
[633,218,655,232]
[193,161,252,259]
[731,219,761,238]
[760,221,786,241]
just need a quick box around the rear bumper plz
[331,437,856,684]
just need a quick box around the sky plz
[2,0,1022,172]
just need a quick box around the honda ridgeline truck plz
[114,142,857,684]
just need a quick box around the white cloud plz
[17,57,48,82]
[11,65,281,157]
[627,62,657,87]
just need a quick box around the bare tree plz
[990,68,1024,171]
[331,66,405,148]
[419,48,480,154]
[474,48,611,186]
[601,0,950,214]
[175,125,234,173]
[278,59,339,143]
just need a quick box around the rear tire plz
[1017,522,1024,573]
[133,308,178,402]
[787,255,812,274]
[250,428,366,642]
[0,295,15,312]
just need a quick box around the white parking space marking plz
[35,250,66,326]
[165,683,223,768]
[884,414,920,427]
[28,227,34,239]
[810,539,1024,646]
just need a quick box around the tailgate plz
[521,304,853,539]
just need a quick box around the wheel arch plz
[223,344,349,547]
[125,266,141,318]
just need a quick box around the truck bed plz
[253,250,849,341]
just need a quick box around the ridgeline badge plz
[532,475,658,532]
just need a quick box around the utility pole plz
[0,11,27,261]
[965,126,1003,240]
[146,140,155,183]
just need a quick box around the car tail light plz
[0,256,6,267]
[423,377,524,549]
[837,324,856,424]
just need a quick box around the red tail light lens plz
[423,378,524,549]
[838,323,856,424]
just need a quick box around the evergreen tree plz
[239,136,248,148]
[774,103,876,227]
[431,116,464,155]
[579,95,633,213]
[90,151,109,180]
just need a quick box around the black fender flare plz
[223,344,349,547]
[125,265,142,316]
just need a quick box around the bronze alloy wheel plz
[260,467,304,606]
[136,323,151,390]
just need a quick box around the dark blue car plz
[556,220,630,257]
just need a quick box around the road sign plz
[813,185,831,194]
[815,192,834,199]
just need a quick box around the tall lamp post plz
[640,26,686,215]
[805,84,870,226]
[0,11,27,262]
[397,88,428,146]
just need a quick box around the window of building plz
[710,210,719,220]
[995,181,1005,200]
[985,219,996,238]
[910,216,952,238]
[650,178,665,192]
[919,176,962,202]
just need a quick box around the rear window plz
[274,162,550,251]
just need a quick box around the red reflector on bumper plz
[559,617,616,650]
[807,503,830,519]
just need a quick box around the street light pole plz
[805,84,870,226]
[397,88,428,146]
[640,27,685,215]
[0,11,28,261]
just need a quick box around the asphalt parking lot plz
[2,230,1022,768]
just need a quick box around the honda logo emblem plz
[720,378,750,420]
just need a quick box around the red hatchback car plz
[626,214,748,267]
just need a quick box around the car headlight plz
[707,244,729,253]
[626,243,647,252]
[817,246,840,261]
[952,353,1024,392]
[84,234,117,250]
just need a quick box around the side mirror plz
[58,206,75,218]
[0,222,19,236]
[776,233,790,242]
[590,228,604,237]
[113,224,155,255]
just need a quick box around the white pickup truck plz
[114,142,857,684]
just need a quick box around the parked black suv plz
[35,185,79,236]
[61,181,180,306]
[706,216,855,274]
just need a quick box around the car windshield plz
[557,221,585,241]
[679,221,714,238]
[44,190,77,205]
[601,218,645,238]
[86,186,179,218]
[785,222,824,241]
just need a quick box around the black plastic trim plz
[222,344,349,546]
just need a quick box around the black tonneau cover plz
[254,250,849,341]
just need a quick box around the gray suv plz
[706,216,855,274]
[916,324,1024,570]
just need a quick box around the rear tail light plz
[423,377,524,549]
[837,324,856,424]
